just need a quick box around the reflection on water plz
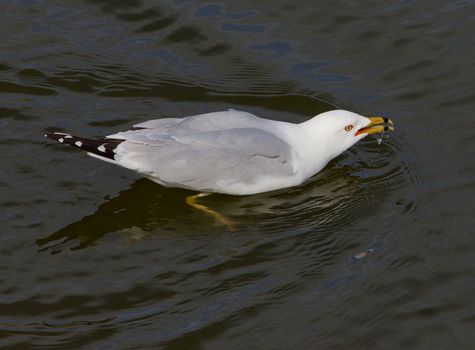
[1,0,474,348]
[37,142,408,254]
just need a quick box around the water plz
[1,0,474,348]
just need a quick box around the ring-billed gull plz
[45,109,394,227]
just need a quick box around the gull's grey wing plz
[112,127,296,194]
[133,117,182,130]
[109,110,270,141]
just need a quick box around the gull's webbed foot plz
[186,193,235,231]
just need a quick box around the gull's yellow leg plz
[186,193,235,230]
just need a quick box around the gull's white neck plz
[276,117,338,181]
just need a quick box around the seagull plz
[45,109,394,228]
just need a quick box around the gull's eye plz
[344,125,354,132]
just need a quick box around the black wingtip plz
[44,132,122,160]
[44,132,72,143]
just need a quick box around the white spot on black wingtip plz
[58,138,64,143]
[75,141,83,147]
[98,144,106,152]
[65,135,73,139]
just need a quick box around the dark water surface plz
[1,0,474,349]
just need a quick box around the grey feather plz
[109,110,271,142]
[107,111,296,194]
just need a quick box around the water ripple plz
[1,0,474,348]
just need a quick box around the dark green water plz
[1,0,474,349]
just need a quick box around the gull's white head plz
[301,109,394,165]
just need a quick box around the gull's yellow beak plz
[355,116,395,136]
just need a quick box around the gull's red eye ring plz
[344,125,353,132]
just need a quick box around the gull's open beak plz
[355,116,395,136]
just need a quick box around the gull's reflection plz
[37,179,190,253]
[37,165,359,253]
